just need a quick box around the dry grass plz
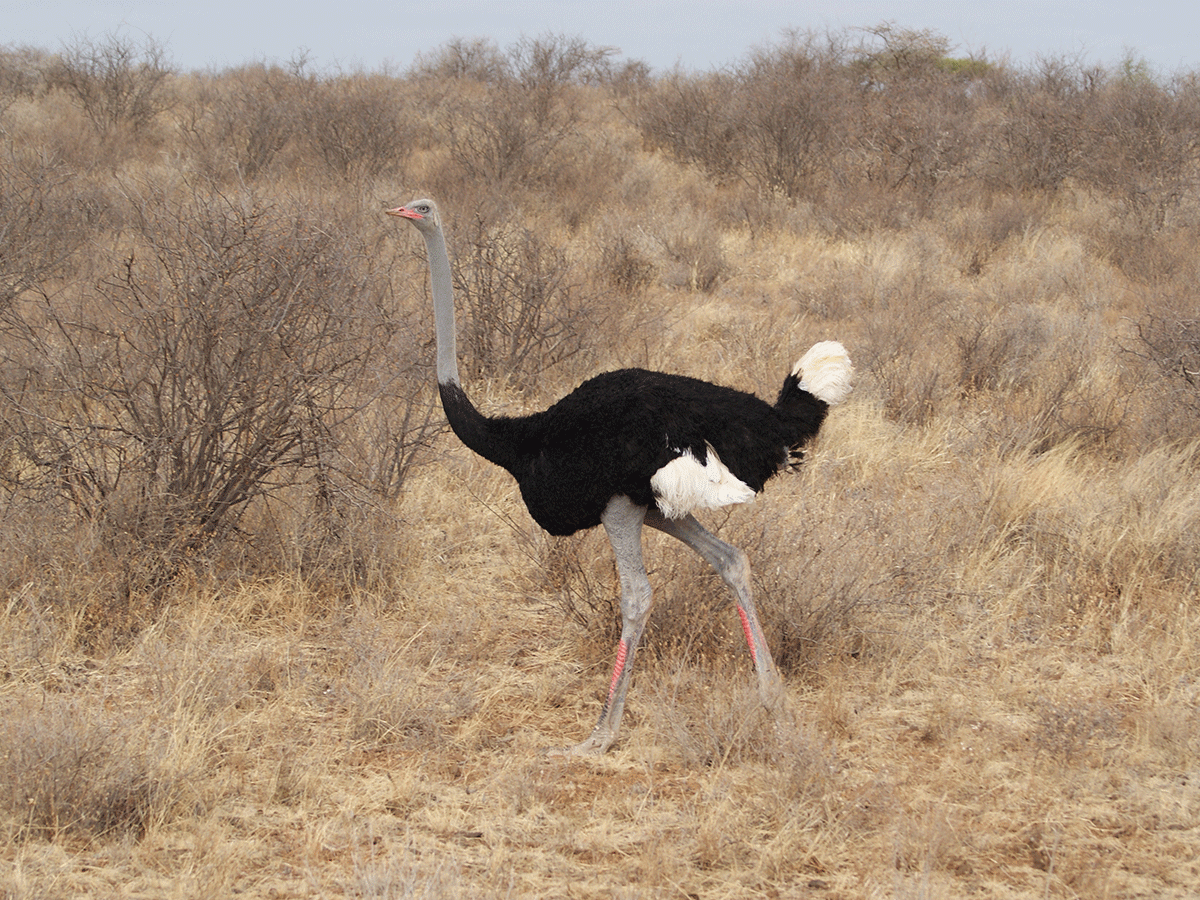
[3,420,1197,898]
[3,30,1200,899]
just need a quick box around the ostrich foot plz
[546,728,616,758]
[759,674,786,712]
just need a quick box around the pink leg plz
[567,497,652,756]
[737,606,758,664]
[646,509,784,707]
[607,639,629,697]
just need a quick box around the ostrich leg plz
[645,509,785,707]
[568,495,653,756]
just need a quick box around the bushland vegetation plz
[1,25,1198,898]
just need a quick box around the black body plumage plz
[439,367,828,536]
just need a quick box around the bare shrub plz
[1085,62,1200,232]
[864,348,946,428]
[508,32,617,90]
[948,197,1045,276]
[727,33,849,200]
[330,366,443,505]
[0,45,51,117]
[411,36,507,83]
[1126,301,1200,438]
[181,60,309,179]
[633,70,739,185]
[431,34,615,189]
[50,29,174,135]
[742,494,901,678]
[1031,696,1121,769]
[633,34,852,201]
[438,83,558,187]
[333,618,481,752]
[647,674,835,776]
[595,230,656,295]
[955,303,1052,395]
[0,179,400,601]
[1133,311,1200,397]
[636,26,1000,213]
[301,73,410,179]
[0,150,80,325]
[853,263,956,427]
[451,214,599,388]
[604,58,653,98]
[983,55,1100,193]
[850,25,985,209]
[537,531,618,640]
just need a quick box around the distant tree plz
[432,33,617,187]
[0,44,51,116]
[51,29,174,134]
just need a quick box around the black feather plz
[440,368,828,536]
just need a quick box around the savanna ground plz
[2,26,1199,899]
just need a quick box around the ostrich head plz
[386,198,441,235]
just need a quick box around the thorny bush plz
[0,178,413,596]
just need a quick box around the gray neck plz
[424,227,460,386]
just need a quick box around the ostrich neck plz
[425,227,459,387]
[422,224,523,476]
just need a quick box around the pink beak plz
[386,206,423,219]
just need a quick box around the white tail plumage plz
[793,341,854,406]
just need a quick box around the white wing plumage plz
[651,444,756,519]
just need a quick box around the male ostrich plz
[388,198,852,755]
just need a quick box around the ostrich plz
[387,198,852,755]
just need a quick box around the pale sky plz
[5,0,1200,76]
